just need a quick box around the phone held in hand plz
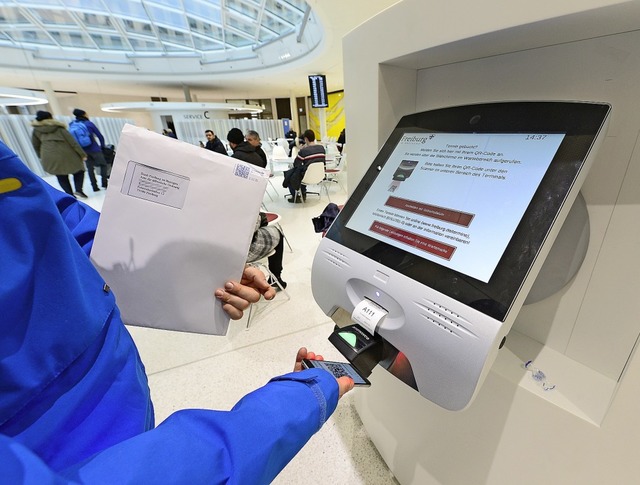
[301,359,371,387]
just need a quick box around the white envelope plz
[90,124,268,335]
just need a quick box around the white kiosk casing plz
[312,101,609,411]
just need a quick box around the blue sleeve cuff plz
[269,368,339,429]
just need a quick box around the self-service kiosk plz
[311,101,610,411]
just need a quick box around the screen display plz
[326,102,610,322]
[347,132,565,283]
[308,74,328,108]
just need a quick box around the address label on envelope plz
[91,124,268,335]
[122,161,190,209]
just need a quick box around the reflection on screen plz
[346,133,565,282]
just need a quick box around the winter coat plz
[31,119,86,175]
[231,142,267,168]
[205,136,227,155]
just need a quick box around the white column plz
[182,84,192,102]
[42,81,63,116]
[318,107,327,141]
[289,95,298,132]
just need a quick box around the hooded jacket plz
[31,119,86,175]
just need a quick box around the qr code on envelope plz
[234,164,250,179]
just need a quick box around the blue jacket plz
[0,141,340,484]
[75,118,105,153]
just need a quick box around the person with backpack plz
[70,108,108,191]
[31,110,88,199]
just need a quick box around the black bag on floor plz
[312,203,341,233]
[102,144,116,165]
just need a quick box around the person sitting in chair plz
[204,129,227,155]
[287,129,325,203]
[227,128,266,168]
[247,212,287,290]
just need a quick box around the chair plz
[262,141,273,157]
[246,249,290,329]
[264,165,281,202]
[291,162,328,203]
[322,152,346,195]
[324,143,340,164]
[264,211,292,252]
[276,138,289,152]
[271,145,289,160]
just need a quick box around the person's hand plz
[294,347,355,399]
[215,265,275,320]
[293,346,323,371]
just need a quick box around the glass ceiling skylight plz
[0,0,320,76]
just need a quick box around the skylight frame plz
[0,0,320,74]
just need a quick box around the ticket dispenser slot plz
[329,323,384,378]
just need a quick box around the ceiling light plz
[0,87,48,106]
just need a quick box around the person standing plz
[31,110,88,199]
[204,129,228,155]
[227,128,266,168]
[71,108,108,192]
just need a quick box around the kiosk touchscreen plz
[311,101,610,410]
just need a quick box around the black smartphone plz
[301,359,371,387]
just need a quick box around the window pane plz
[105,0,147,20]
[0,6,29,24]
[62,0,108,11]
[82,13,115,30]
[49,30,93,48]
[32,8,75,25]
[11,30,56,45]
[147,5,188,30]
[90,33,127,50]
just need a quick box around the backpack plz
[69,120,92,147]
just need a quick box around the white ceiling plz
[0,0,400,101]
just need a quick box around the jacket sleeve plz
[45,182,100,255]
[1,369,338,485]
[0,436,79,485]
[31,131,42,157]
[64,368,337,484]
[87,121,105,148]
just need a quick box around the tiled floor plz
[44,164,398,484]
